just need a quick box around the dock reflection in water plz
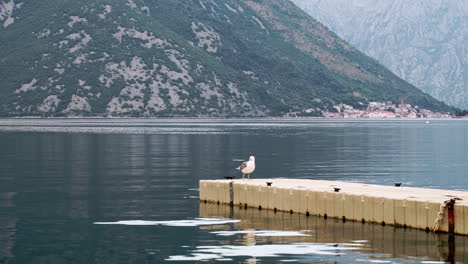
[200,203,467,263]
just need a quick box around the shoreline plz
[0,116,467,120]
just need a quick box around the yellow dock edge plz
[199,179,468,235]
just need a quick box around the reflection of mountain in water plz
[0,193,16,259]
[200,203,465,263]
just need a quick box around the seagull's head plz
[249,156,255,161]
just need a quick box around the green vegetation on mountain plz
[0,0,453,117]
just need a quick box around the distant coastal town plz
[295,101,453,118]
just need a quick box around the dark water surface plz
[0,118,467,263]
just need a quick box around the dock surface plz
[200,179,468,235]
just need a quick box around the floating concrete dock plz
[199,179,468,235]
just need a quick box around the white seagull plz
[236,156,255,180]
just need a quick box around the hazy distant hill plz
[292,0,467,109]
[0,0,452,117]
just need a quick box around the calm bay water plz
[0,118,467,263]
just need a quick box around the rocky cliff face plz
[0,0,452,117]
[292,0,467,109]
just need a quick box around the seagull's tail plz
[235,167,240,171]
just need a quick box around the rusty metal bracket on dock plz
[431,198,462,263]
[447,199,456,234]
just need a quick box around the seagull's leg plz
[242,174,245,180]
[248,174,250,180]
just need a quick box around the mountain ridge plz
[0,0,454,117]
[292,0,467,110]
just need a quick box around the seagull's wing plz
[236,161,248,171]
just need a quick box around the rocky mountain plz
[0,0,453,117]
[292,0,467,109]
